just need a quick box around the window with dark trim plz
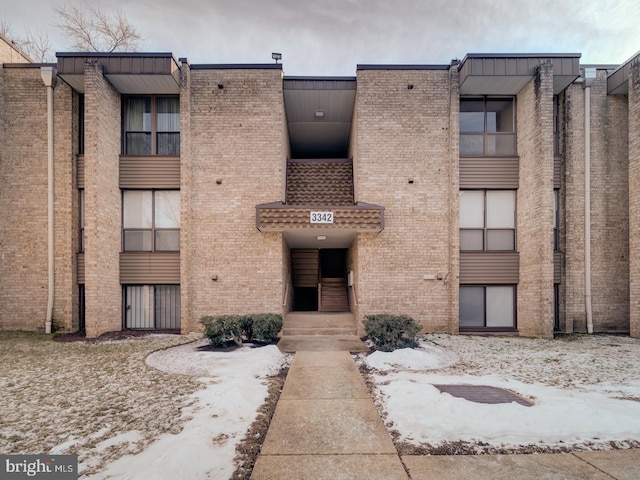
[122,190,180,252]
[78,94,85,155]
[123,96,180,155]
[460,97,515,156]
[460,285,516,329]
[124,285,180,330]
[79,189,85,253]
[460,190,516,251]
[554,189,559,251]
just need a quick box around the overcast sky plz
[2,0,639,75]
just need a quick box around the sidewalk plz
[251,349,640,480]
[251,350,408,479]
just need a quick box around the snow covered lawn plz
[360,334,640,453]
[0,332,289,479]
[3,331,639,479]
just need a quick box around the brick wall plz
[0,34,31,64]
[589,70,629,332]
[630,58,640,338]
[354,68,457,332]
[516,62,555,338]
[83,63,122,338]
[182,68,286,331]
[563,83,587,332]
[0,66,48,330]
[52,82,78,332]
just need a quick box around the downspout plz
[583,70,595,334]
[41,66,56,334]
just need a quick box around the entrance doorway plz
[291,248,349,312]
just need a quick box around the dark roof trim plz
[357,64,450,70]
[56,52,175,58]
[464,53,582,59]
[190,63,282,70]
[2,63,56,68]
[285,76,357,81]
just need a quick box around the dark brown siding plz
[459,157,519,189]
[119,156,180,189]
[77,155,85,188]
[77,253,85,284]
[120,252,180,284]
[554,252,562,284]
[554,156,561,188]
[459,252,519,284]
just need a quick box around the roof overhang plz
[283,77,356,158]
[607,51,640,95]
[458,54,581,95]
[56,52,181,94]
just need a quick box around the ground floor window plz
[124,285,180,330]
[554,283,560,331]
[78,285,85,331]
[460,285,516,329]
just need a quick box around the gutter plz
[41,66,56,334]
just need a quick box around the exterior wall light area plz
[315,111,324,118]
[316,235,327,241]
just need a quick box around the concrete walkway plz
[251,349,640,480]
[251,350,408,479]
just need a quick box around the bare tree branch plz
[0,18,53,62]
[0,18,13,38]
[55,0,142,52]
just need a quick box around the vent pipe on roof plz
[41,66,56,334]
[584,69,595,334]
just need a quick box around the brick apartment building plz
[1,33,638,339]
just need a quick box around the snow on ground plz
[85,340,289,480]
[360,334,640,451]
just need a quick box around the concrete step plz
[283,312,357,336]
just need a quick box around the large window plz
[123,96,180,155]
[460,97,515,156]
[460,190,516,251]
[125,285,180,329]
[460,285,516,328]
[123,190,180,251]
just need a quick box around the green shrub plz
[200,313,283,347]
[364,314,420,352]
[250,313,283,343]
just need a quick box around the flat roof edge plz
[3,63,56,68]
[357,64,450,71]
[56,52,175,58]
[464,53,582,59]
[191,63,283,70]
[284,76,357,81]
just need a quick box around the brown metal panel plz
[554,156,561,188]
[120,252,180,284]
[77,253,85,284]
[554,252,562,284]
[459,157,519,189]
[77,155,85,189]
[459,252,519,284]
[119,156,180,189]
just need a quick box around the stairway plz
[320,277,349,312]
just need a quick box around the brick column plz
[516,61,555,338]
[83,62,122,338]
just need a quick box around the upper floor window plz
[123,96,180,155]
[460,97,515,156]
[460,190,516,251]
[123,190,180,251]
